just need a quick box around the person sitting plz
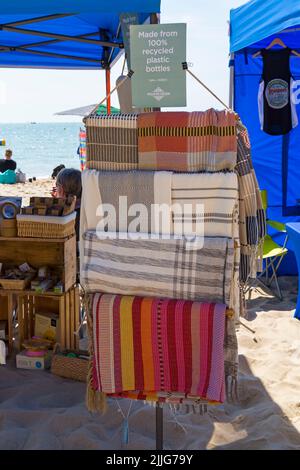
[55,168,82,240]
[0,149,17,173]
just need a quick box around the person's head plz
[56,168,82,199]
[5,149,13,160]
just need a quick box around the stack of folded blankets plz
[82,109,265,414]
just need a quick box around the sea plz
[0,122,82,178]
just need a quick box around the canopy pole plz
[229,53,235,110]
[106,68,111,115]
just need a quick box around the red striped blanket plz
[87,294,227,411]
[137,109,237,172]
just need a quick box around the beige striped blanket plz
[80,169,238,238]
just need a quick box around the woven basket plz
[51,344,89,382]
[16,212,76,239]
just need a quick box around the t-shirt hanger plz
[252,37,300,58]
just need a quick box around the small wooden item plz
[0,272,35,291]
[22,206,34,215]
[0,219,17,238]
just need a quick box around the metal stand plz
[156,403,163,450]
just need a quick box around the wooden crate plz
[0,292,17,352]
[0,296,8,321]
[17,286,81,351]
[0,236,76,292]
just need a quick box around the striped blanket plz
[85,114,138,171]
[87,294,227,411]
[84,110,236,172]
[137,110,237,172]
[80,169,238,238]
[82,231,235,307]
[80,169,172,236]
[172,172,238,238]
[236,123,266,282]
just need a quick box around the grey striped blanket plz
[82,231,235,306]
[236,123,266,282]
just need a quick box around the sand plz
[0,181,300,449]
[0,278,299,450]
[0,179,53,207]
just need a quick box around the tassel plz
[225,375,239,403]
[122,418,129,445]
[85,292,107,413]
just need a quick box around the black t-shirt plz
[0,159,17,173]
[261,49,293,135]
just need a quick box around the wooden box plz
[0,236,76,292]
[17,287,81,351]
[0,296,8,320]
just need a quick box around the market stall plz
[230,0,300,274]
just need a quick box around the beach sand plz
[0,179,53,207]
[1,278,300,450]
[0,180,300,449]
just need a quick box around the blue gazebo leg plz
[286,229,300,320]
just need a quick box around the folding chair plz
[246,190,288,300]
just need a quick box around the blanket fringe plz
[168,404,208,415]
[145,401,209,415]
[225,375,239,403]
[84,292,107,413]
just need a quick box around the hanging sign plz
[120,13,140,70]
[130,23,187,107]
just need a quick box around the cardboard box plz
[35,312,60,342]
[16,350,52,370]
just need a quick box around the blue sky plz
[0,0,245,122]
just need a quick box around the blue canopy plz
[230,0,300,274]
[0,1,161,69]
[0,1,160,15]
[230,0,300,53]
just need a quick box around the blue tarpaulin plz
[0,1,161,69]
[230,0,300,274]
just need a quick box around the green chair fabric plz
[246,189,288,300]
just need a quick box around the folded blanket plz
[138,110,237,172]
[80,169,238,238]
[85,114,138,171]
[80,169,172,236]
[172,172,238,238]
[84,110,237,172]
[82,231,234,307]
[87,294,227,412]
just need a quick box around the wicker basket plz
[16,212,76,239]
[51,344,89,382]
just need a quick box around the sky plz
[0,0,246,123]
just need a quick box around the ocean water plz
[0,123,82,178]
